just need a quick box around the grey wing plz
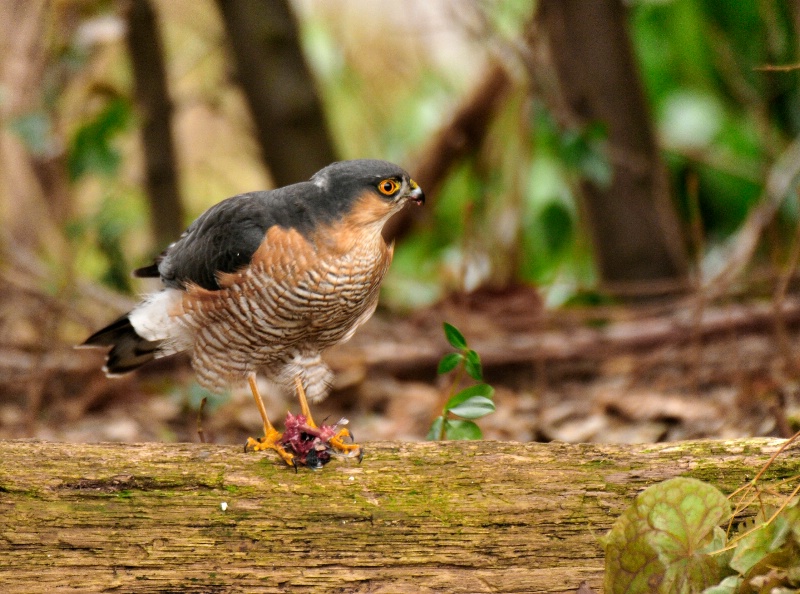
[134,186,318,291]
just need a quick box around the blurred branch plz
[125,0,184,248]
[703,136,800,300]
[329,295,800,378]
[415,64,512,198]
[4,242,136,315]
[0,240,136,429]
[0,1,48,115]
[215,0,337,186]
[754,63,800,72]
[385,63,513,242]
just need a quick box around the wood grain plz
[0,438,796,593]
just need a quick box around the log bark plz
[0,438,795,593]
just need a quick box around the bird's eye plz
[377,179,400,196]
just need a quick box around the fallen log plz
[0,438,796,593]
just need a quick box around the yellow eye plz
[377,179,400,195]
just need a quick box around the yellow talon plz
[245,373,363,467]
[244,372,296,467]
[294,377,363,461]
[244,428,296,466]
[329,427,362,459]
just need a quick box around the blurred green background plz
[2,0,799,320]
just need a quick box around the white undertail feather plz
[128,289,193,356]
[278,353,333,403]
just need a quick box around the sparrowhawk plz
[81,159,425,466]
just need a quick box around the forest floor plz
[3,285,799,450]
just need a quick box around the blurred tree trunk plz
[0,0,69,253]
[215,0,337,186]
[125,0,184,248]
[538,0,690,295]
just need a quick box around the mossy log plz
[0,438,796,593]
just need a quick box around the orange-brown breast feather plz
[243,226,316,284]
[178,192,394,317]
[310,191,395,259]
[180,226,316,314]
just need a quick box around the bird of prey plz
[81,159,424,466]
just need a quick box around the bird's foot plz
[279,413,362,469]
[244,427,296,467]
[328,427,363,462]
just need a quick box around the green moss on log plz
[0,438,796,593]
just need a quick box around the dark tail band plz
[81,315,160,375]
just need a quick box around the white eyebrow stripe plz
[312,173,328,190]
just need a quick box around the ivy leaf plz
[443,322,467,350]
[443,419,482,440]
[444,384,494,411]
[539,201,575,256]
[426,416,444,441]
[437,352,463,375]
[604,477,731,594]
[448,396,495,419]
[464,349,483,381]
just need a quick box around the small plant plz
[427,322,495,440]
[602,434,800,594]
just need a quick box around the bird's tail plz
[79,314,161,376]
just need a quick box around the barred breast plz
[178,225,392,399]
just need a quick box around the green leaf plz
[448,396,495,419]
[10,111,55,156]
[443,322,467,350]
[706,526,733,576]
[464,349,483,381]
[729,506,795,575]
[68,97,131,181]
[437,352,463,375]
[444,384,494,411]
[539,201,575,256]
[728,522,774,575]
[604,477,731,594]
[443,419,482,440]
[426,416,444,441]
[700,575,742,594]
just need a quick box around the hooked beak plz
[407,180,425,206]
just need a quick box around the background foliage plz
[3,0,799,313]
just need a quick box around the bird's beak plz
[407,180,425,206]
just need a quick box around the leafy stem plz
[438,362,468,440]
[428,322,495,441]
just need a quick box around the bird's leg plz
[294,377,362,459]
[295,376,314,419]
[244,372,295,466]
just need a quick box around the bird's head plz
[310,159,424,232]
